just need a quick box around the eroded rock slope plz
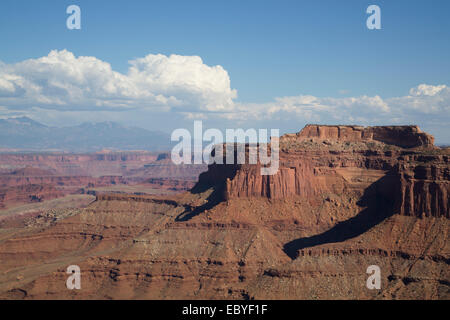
[0,125,448,299]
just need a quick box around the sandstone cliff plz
[0,151,205,208]
[0,125,447,300]
[197,125,448,219]
[288,124,435,148]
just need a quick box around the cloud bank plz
[0,50,449,142]
[227,85,449,124]
[0,49,236,112]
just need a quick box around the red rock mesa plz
[0,125,448,300]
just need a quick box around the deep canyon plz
[0,125,448,299]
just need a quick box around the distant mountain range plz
[0,117,171,152]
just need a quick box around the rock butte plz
[0,152,206,209]
[287,124,435,148]
[0,125,448,300]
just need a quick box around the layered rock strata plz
[0,125,447,300]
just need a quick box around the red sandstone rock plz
[289,124,435,148]
[197,125,448,219]
[0,151,205,208]
[0,184,63,209]
[0,125,447,300]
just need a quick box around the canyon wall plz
[0,152,158,176]
[288,124,435,148]
[0,184,63,209]
[0,151,206,209]
[397,158,449,218]
[0,125,447,300]
[197,125,449,218]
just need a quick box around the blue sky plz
[0,0,449,143]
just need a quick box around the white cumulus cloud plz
[0,49,237,112]
[0,51,448,142]
[217,84,448,126]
